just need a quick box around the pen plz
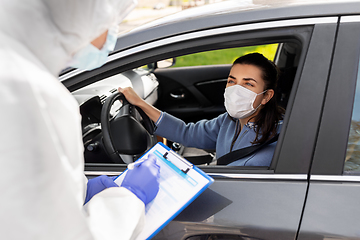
[127,159,145,170]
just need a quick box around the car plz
[59,0,360,239]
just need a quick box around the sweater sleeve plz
[154,112,227,150]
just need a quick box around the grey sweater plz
[154,112,282,166]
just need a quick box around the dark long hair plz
[232,53,284,144]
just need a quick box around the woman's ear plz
[261,89,274,105]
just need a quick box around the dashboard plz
[71,68,159,163]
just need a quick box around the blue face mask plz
[69,27,118,71]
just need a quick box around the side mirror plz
[146,63,156,71]
[157,58,176,68]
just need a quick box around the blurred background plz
[119,0,227,33]
[119,0,341,34]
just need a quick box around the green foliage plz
[345,120,360,172]
[173,44,278,67]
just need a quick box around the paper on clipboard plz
[114,142,214,240]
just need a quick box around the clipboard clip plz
[163,151,193,174]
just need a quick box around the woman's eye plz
[245,82,253,87]
[227,79,235,84]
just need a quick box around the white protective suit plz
[0,0,145,239]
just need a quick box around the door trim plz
[60,17,337,81]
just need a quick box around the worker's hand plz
[84,175,119,204]
[121,154,160,205]
[118,87,143,106]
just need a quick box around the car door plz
[298,16,360,239]
[149,17,338,240]
[153,64,229,123]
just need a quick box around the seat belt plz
[217,134,279,165]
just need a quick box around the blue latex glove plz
[84,175,119,204]
[121,154,160,205]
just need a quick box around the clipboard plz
[114,142,214,240]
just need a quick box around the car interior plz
[72,40,302,167]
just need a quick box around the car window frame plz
[272,21,339,174]
[310,16,360,176]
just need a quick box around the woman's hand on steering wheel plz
[118,87,143,106]
[118,87,162,123]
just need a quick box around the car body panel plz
[155,176,308,240]
[311,17,360,175]
[298,16,360,239]
[298,177,360,239]
[154,65,229,123]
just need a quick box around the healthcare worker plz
[0,0,160,239]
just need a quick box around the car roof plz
[113,0,360,53]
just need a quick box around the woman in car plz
[119,53,284,166]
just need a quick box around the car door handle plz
[170,92,185,99]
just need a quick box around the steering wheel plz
[101,92,156,164]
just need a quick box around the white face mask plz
[68,26,118,71]
[224,85,267,119]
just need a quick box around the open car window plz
[147,41,301,169]
[78,41,305,171]
[71,18,317,175]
